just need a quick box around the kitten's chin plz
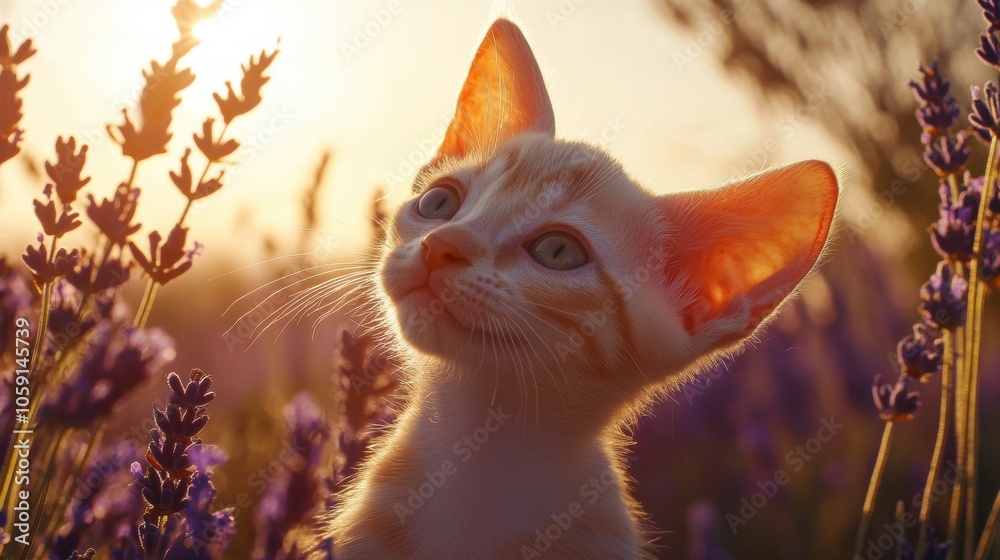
[393,286,475,356]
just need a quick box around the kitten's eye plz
[417,184,461,220]
[527,232,589,270]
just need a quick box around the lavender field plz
[1,0,1000,558]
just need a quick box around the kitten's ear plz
[661,160,838,347]
[437,19,555,159]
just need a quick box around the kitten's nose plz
[421,232,466,271]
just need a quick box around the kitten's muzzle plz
[421,232,468,272]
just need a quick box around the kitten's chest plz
[335,406,645,559]
[377,413,561,553]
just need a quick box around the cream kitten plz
[323,18,838,560]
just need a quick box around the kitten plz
[324,18,838,560]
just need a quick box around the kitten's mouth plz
[402,283,474,331]
[390,266,509,338]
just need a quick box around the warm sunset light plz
[1,0,999,558]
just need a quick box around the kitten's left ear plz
[437,19,555,159]
[659,160,839,349]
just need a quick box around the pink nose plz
[421,232,465,271]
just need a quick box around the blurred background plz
[1,0,998,557]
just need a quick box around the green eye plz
[417,184,461,220]
[527,232,589,270]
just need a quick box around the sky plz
[0,0,861,262]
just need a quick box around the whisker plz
[223,269,354,336]
[311,287,376,338]
[224,268,371,335]
[285,226,386,246]
[497,312,531,421]
[212,251,376,282]
[499,299,571,416]
[267,273,371,333]
[223,262,374,317]
[323,214,385,244]
[242,271,373,344]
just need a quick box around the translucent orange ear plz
[662,160,839,338]
[437,19,555,159]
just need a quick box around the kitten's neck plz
[333,360,647,558]
[416,356,626,437]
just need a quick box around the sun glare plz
[106,0,282,106]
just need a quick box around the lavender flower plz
[134,509,182,555]
[980,224,1000,285]
[46,281,101,352]
[162,446,235,560]
[0,25,35,165]
[979,0,1000,25]
[918,261,968,329]
[193,118,239,162]
[45,136,90,205]
[872,375,921,422]
[34,185,81,238]
[910,61,961,135]
[133,459,192,516]
[170,148,223,202]
[923,132,972,178]
[146,371,215,478]
[334,329,397,463]
[910,61,970,176]
[897,323,942,380]
[38,325,174,429]
[978,0,1000,76]
[64,549,96,560]
[987,177,1000,214]
[896,533,952,559]
[128,225,198,286]
[107,40,195,163]
[133,369,221,557]
[65,252,132,296]
[253,393,331,559]
[86,186,141,247]
[970,82,1000,142]
[50,444,140,558]
[931,189,978,261]
[213,49,278,124]
[0,256,34,357]
[976,31,1000,70]
[22,235,79,289]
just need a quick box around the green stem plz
[17,428,68,560]
[917,330,954,558]
[37,423,106,557]
[0,236,58,515]
[126,158,138,190]
[132,125,227,330]
[132,279,159,329]
[178,199,194,228]
[962,133,999,558]
[965,285,983,559]
[155,513,168,559]
[950,326,968,551]
[27,236,57,378]
[178,122,229,229]
[974,490,1000,560]
[43,240,115,380]
[855,423,896,559]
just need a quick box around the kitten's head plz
[378,20,838,417]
